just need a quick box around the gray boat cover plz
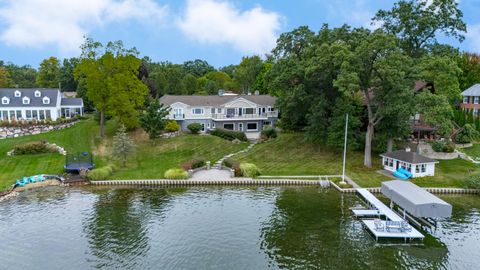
[381,180,452,218]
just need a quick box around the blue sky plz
[0,0,479,68]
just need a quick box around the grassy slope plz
[459,143,480,159]
[0,118,248,189]
[0,120,98,190]
[236,133,389,187]
[236,133,480,188]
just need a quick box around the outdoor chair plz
[374,219,384,231]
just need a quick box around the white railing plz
[212,112,277,119]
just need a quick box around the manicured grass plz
[235,133,389,187]
[460,143,480,159]
[410,159,480,188]
[0,119,99,190]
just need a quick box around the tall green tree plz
[373,0,466,58]
[59,58,79,91]
[0,67,13,88]
[4,63,37,88]
[140,100,170,143]
[113,124,136,167]
[335,30,416,167]
[36,56,60,88]
[415,91,453,136]
[183,59,214,77]
[456,53,480,91]
[234,56,263,93]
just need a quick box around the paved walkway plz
[190,169,252,181]
[214,142,256,169]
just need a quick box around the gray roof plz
[381,180,452,218]
[159,94,276,107]
[0,88,59,107]
[61,98,83,106]
[380,150,437,164]
[461,84,480,96]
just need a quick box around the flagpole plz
[341,114,348,185]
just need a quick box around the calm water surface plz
[0,186,479,270]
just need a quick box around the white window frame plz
[475,97,480,104]
[238,123,243,131]
[421,164,427,173]
[22,96,30,104]
[173,108,183,118]
[246,122,258,131]
[43,96,50,104]
[212,122,216,128]
[217,108,222,114]
[210,108,215,114]
[34,90,41,97]
[1,97,9,105]
[244,108,255,115]
[192,108,204,115]
[223,123,234,130]
[464,96,469,104]
[14,90,21,97]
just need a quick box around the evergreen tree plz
[140,100,170,143]
[113,125,136,167]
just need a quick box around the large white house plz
[380,149,438,178]
[0,88,84,121]
[159,92,278,139]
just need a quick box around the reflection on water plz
[0,186,479,269]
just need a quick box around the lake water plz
[0,186,479,270]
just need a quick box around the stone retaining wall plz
[0,121,77,139]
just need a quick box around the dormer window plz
[43,96,50,104]
[22,96,30,105]
[34,90,41,97]
[1,97,9,105]
[14,90,21,97]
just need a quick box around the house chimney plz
[254,90,259,95]
[405,147,411,152]
[218,89,225,96]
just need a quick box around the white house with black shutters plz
[0,88,84,121]
[159,92,278,139]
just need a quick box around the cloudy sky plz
[0,0,479,68]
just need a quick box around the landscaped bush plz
[211,128,247,141]
[240,163,261,178]
[13,141,57,155]
[187,123,202,134]
[464,174,480,189]
[456,124,480,144]
[223,158,242,177]
[261,127,277,139]
[181,158,206,171]
[165,120,180,132]
[87,165,116,180]
[431,141,455,153]
[0,116,79,127]
[164,168,189,179]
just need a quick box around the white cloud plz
[0,0,168,55]
[177,0,282,55]
[466,24,480,52]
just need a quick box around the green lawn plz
[236,133,389,187]
[0,118,248,190]
[236,132,480,188]
[0,119,99,190]
[459,143,480,159]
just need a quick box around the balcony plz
[212,111,278,120]
[172,114,185,120]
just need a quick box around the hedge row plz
[164,168,189,179]
[87,165,117,180]
[211,128,247,141]
[181,158,205,171]
[13,141,57,155]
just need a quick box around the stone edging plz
[0,121,78,140]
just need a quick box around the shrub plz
[165,120,180,132]
[464,174,480,189]
[187,123,202,134]
[431,141,455,153]
[240,163,261,178]
[164,168,189,179]
[13,141,57,155]
[181,158,206,171]
[87,165,115,180]
[223,158,242,177]
[211,128,247,141]
[456,124,480,144]
[261,127,277,139]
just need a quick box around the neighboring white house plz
[0,88,84,121]
[159,92,278,139]
[380,149,438,178]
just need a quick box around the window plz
[1,111,7,120]
[244,108,254,114]
[1,97,9,104]
[464,96,469,104]
[9,110,15,120]
[32,110,38,119]
[238,123,243,131]
[247,122,258,131]
[224,123,234,130]
[421,164,426,173]
[34,90,41,97]
[475,97,480,104]
[192,108,204,115]
[263,121,272,126]
[217,108,222,113]
[212,122,215,128]
[211,108,215,114]
[22,96,30,104]
[26,110,32,119]
[16,110,21,119]
[415,165,419,173]
[173,108,183,118]
[46,110,51,119]
[14,90,21,97]
[226,108,236,115]
[207,123,210,129]
[388,159,393,167]
[42,97,50,104]
[39,110,45,120]
[384,158,388,166]
[407,164,412,172]
[268,107,274,112]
